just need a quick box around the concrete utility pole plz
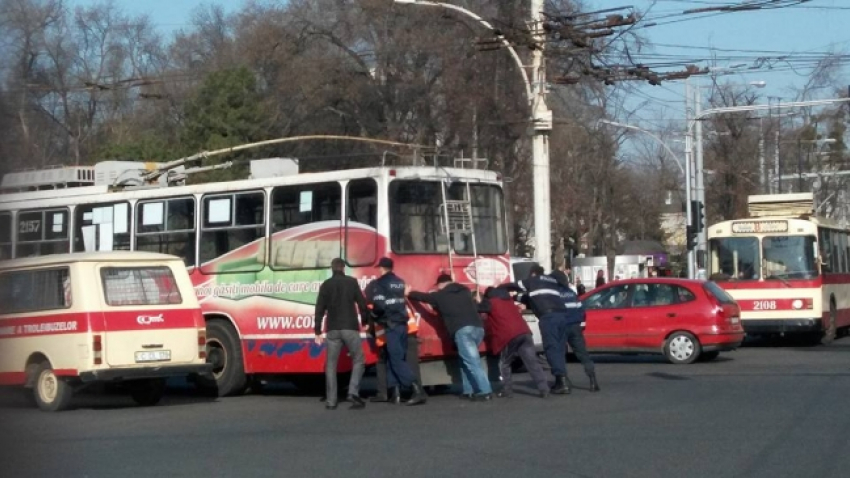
[693,86,706,271]
[394,0,553,271]
[529,0,554,271]
[684,80,695,279]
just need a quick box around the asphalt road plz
[2,337,850,478]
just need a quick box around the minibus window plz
[101,267,182,306]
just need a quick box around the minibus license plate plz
[135,350,171,363]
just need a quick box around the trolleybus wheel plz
[821,302,837,345]
[199,319,247,397]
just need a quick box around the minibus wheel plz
[33,361,74,412]
[129,379,166,406]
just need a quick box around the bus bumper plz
[743,318,823,335]
[79,364,214,383]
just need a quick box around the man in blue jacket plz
[517,265,599,394]
[365,257,427,406]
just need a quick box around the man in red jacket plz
[478,286,549,399]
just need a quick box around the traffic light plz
[690,200,705,233]
[686,225,697,251]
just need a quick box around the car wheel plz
[664,332,701,364]
[33,361,74,412]
[129,378,166,406]
[698,351,720,362]
[197,320,247,397]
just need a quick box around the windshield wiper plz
[765,273,792,288]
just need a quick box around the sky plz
[66,0,850,131]
[593,0,850,128]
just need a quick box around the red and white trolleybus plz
[706,193,850,343]
[0,159,512,395]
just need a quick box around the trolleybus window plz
[136,197,197,267]
[270,182,341,270]
[73,202,131,252]
[763,236,818,280]
[390,181,445,254]
[0,267,71,314]
[345,179,378,266]
[0,212,11,260]
[389,181,506,255]
[200,191,265,273]
[136,197,195,267]
[451,183,506,255]
[709,237,760,280]
[16,209,70,257]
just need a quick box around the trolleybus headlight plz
[792,299,803,310]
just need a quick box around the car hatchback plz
[581,278,744,364]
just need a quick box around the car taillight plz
[792,298,814,310]
[198,330,207,359]
[93,334,103,365]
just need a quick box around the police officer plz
[517,265,599,394]
[365,258,427,406]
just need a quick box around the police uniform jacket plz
[517,274,585,325]
[365,272,408,326]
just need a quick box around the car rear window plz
[703,281,736,305]
[101,266,182,306]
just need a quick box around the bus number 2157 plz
[753,300,778,310]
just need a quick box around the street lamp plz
[598,120,685,175]
[393,0,555,271]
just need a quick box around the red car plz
[580,278,744,364]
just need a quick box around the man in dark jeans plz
[478,286,549,398]
[366,257,427,406]
[517,266,599,394]
[369,324,421,403]
[314,258,369,410]
[552,269,599,392]
[407,274,493,401]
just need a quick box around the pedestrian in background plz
[575,277,587,297]
[365,257,427,406]
[477,285,549,398]
[595,269,606,288]
[407,274,493,401]
[314,258,369,410]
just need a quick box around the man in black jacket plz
[315,258,369,410]
[407,274,493,401]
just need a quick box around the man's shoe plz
[389,387,402,405]
[348,395,366,410]
[405,381,428,406]
[472,393,493,402]
[326,403,337,410]
[370,394,388,403]
[496,390,513,398]
[589,373,600,392]
[538,389,550,399]
[550,375,571,395]
[459,393,474,400]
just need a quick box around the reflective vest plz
[374,305,419,347]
